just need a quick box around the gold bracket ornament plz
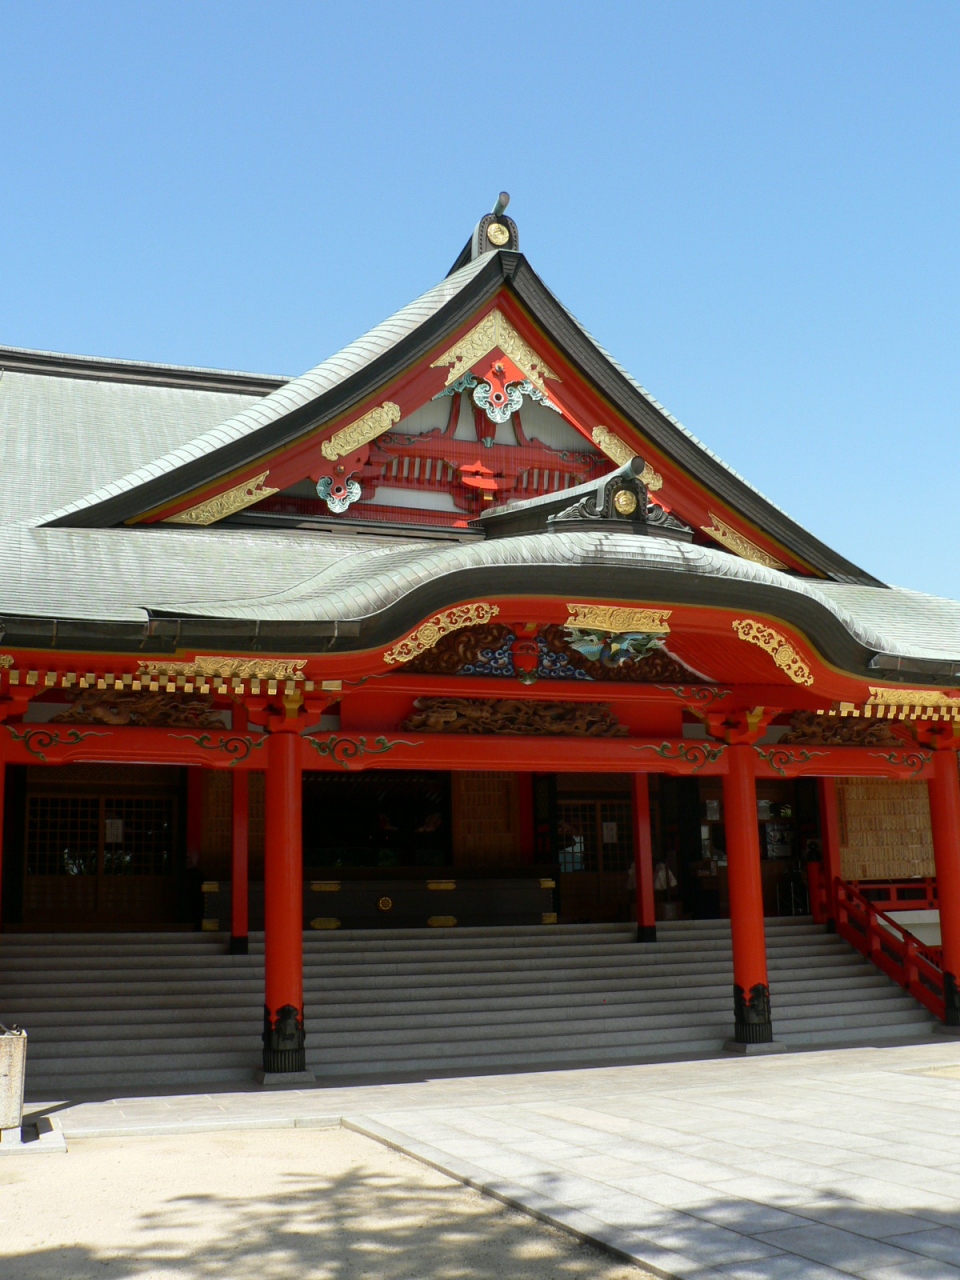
[867,687,960,708]
[383,604,501,665]
[566,605,671,634]
[431,310,557,394]
[138,657,307,681]
[165,472,279,526]
[320,401,401,461]
[731,619,814,686]
[701,513,786,570]
[0,655,14,669]
[591,427,663,491]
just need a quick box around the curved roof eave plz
[37,250,880,587]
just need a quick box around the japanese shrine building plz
[1,195,958,1082]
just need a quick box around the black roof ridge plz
[40,249,881,587]
[0,343,289,395]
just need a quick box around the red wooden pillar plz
[927,751,960,1026]
[815,778,843,926]
[631,774,656,942]
[723,745,774,1045]
[262,730,308,1076]
[229,771,249,954]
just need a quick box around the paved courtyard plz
[16,1039,960,1279]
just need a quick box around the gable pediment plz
[38,247,880,586]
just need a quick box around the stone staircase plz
[0,918,936,1095]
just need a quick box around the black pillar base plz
[945,972,960,1028]
[733,982,774,1044]
[228,935,249,955]
[263,1003,306,1074]
[636,925,657,943]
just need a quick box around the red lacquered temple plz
[1,196,957,1085]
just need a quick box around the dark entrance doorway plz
[19,765,181,928]
[556,774,634,922]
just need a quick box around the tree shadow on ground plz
[0,1158,646,1280]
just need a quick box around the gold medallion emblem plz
[486,221,510,247]
[613,488,639,516]
[377,896,393,912]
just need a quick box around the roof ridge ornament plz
[447,193,519,273]
[548,457,692,538]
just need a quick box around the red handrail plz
[833,877,945,1022]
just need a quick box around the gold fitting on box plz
[201,918,220,931]
[428,915,457,927]
[201,881,219,894]
[540,878,556,890]
[542,912,558,925]
[427,880,456,891]
[310,917,341,930]
[310,881,341,893]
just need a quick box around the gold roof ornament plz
[320,401,401,461]
[383,603,501,664]
[430,310,557,394]
[565,605,672,634]
[165,472,278,526]
[731,618,814,686]
[701,513,786,570]
[591,427,663,491]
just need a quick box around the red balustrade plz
[833,877,945,1021]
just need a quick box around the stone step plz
[3,919,937,1094]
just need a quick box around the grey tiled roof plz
[0,372,261,525]
[2,524,959,664]
[34,255,492,527]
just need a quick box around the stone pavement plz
[26,1040,960,1280]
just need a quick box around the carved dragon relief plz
[52,689,228,728]
[400,622,705,685]
[402,698,627,736]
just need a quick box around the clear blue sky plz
[2,3,958,596]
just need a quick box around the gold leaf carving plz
[138,657,308,681]
[430,310,557,394]
[867,687,960,708]
[320,401,401,461]
[566,605,671,634]
[731,619,814,686]
[0,655,13,669]
[383,604,501,665]
[591,427,663,491]
[165,472,278,526]
[701,513,786,570]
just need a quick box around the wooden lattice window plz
[558,800,633,873]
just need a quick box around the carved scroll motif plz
[590,427,663,491]
[138,657,307,682]
[0,655,13,669]
[402,697,627,737]
[430,310,557,394]
[165,472,279,526]
[566,605,671,635]
[383,604,501,665]
[701,513,786,570]
[320,402,401,461]
[867,687,960,708]
[731,619,814,687]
